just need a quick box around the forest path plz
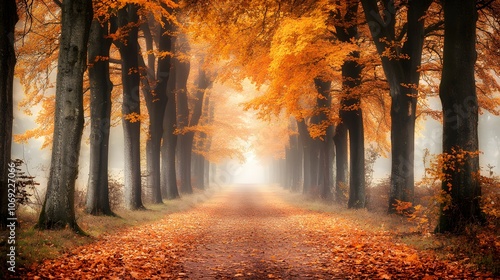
[22,185,488,279]
[181,184,336,279]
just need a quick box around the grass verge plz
[278,186,499,276]
[0,188,215,277]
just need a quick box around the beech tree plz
[161,43,179,199]
[174,34,193,194]
[114,3,144,210]
[334,0,365,208]
[0,0,19,230]
[86,15,114,216]
[139,11,174,204]
[37,0,93,231]
[436,0,484,234]
[360,0,433,212]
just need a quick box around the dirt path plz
[181,184,336,279]
[20,185,490,279]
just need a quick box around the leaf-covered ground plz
[19,185,493,279]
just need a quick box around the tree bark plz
[341,56,366,209]
[37,0,92,231]
[178,55,209,194]
[161,57,179,199]
[334,1,365,208]
[288,120,301,192]
[314,78,333,200]
[116,4,144,210]
[192,79,211,190]
[187,62,209,189]
[176,46,192,193]
[86,18,114,216]
[436,0,484,234]
[360,0,432,212]
[142,13,173,204]
[297,120,312,194]
[334,123,348,202]
[0,0,18,230]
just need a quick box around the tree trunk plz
[0,0,18,230]
[288,124,301,192]
[334,123,348,202]
[142,14,172,204]
[334,2,365,208]
[116,4,144,210]
[176,42,192,193]
[314,78,333,200]
[436,0,484,234]
[341,55,366,209]
[360,0,432,212]
[192,153,205,190]
[86,18,114,216]
[297,120,312,194]
[37,0,92,231]
[161,55,179,199]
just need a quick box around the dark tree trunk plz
[334,123,348,202]
[142,13,173,204]
[335,1,365,208]
[326,124,335,197]
[360,0,432,212]
[203,96,216,188]
[186,67,209,190]
[288,123,301,192]
[178,55,209,193]
[37,0,92,231]
[284,144,292,189]
[192,153,205,190]
[297,120,312,193]
[0,0,18,230]
[116,4,144,210]
[176,40,192,193]
[86,19,114,216]
[341,55,365,209]
[436,0,484,234]
[161,59,179,199]
[314,78,333,200]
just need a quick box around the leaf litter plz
[19,185,493,279]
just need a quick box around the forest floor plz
[15,184,495,279]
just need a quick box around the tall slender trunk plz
[436,0,484,234]
[192,153,205,190]
[335,1,365,208]
[314,78,333,200]
[0,0,18,230]
[193,89,211,190]
[142,13,172,204]
[86,19,114,216]
[116,4,144,210]
[161,54,179,199]
[175,39,192,193]
[297,120,312,194]
[178,56,209,193]
[288,123,302,192]
[341,54,365,209]
[37,0,92,231]
[334,123,348,202]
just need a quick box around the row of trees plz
[1,0,250,231]
[1,0,499,235]
[186,0,500,234]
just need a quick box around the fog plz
[10,77,500,195]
